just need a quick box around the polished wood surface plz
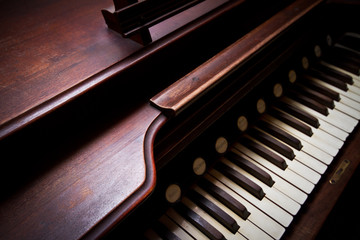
[1,0,359,239]
[0,0,142,139]
[151,0,322,116]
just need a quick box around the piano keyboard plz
[144,33,360,239]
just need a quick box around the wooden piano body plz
[0,0,359,239]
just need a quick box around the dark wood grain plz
[0,0,141,135]
[151,0,323,116]
[0,103,163,240]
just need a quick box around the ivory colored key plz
[274,102,319,129]
[229,149,308,204]
[302,76,360,115]
[262,114,333,165]
[204,174,286,239]
[254,126,327,174]
[166,208,209,240]
[276,90,349,140]
[256,120,303,150]
[266,110,340,157]
[274,106,345,150]
[241,138,288,170]
[313,63,354,84]
[226,151,275,187]
[295,83,335,109]
[210,168,294,227]
[244,136,321,184]
[193,186,273,240]
[288,89,329,115]
[182,197,246,240]
[221,158,301,216]
[310,73,360,103]
[234,143,315,194]
[322,62,360,87]
[215,162,265,200]
[306,70,348,91]
[284,97,357,133]
[247,128,295,160]
[302,76,341,101]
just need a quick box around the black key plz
[226,151,275,187]
[323,52,360,75]
[188,189,240,234]
[152,221,181,240]
[270,108,314,136]
[247,128,295,160]
[242,138,288,170]
[197,178,250,220]
[315,62,353,84]
[275,102,320,128]
[215,161,266,200]
[338,34,360,53]
[306,69,349,91]
[302,76,341,101]
[174,203,225,240]
[332,46,360,64]
[295,83,335,109]
[288,89,329,116]
[257,120,303,150]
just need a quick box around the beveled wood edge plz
[81,113,168,239]
[150,0,324,117]
[0,0,244,141]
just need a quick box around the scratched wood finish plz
[151,0,324,116]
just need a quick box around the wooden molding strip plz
[151,0,324,116]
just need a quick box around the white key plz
[159,215,194,240]
[221,158,301,215]
[283,97,356,133]
[292,150,327,174]
[193,186,273,240]
[166,208,209,240]
[273,104,341,155]
[229,149,308,204]
[209,168,293,228]
[182,197,246,240]
[335,101,360,119]
[340,95,360,111]
[312,127,344,149]
[321,61,360,87]
[254,127,328,174]
[245,136,321,184]
[263,114,333,164]
[234,143,315,194]
[317,119,348,141]
[204,174,285,239]
[311,75,360,103]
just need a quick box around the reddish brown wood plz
[0,0,141,139]
[0,103,163,240]
[151,0,323,116]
